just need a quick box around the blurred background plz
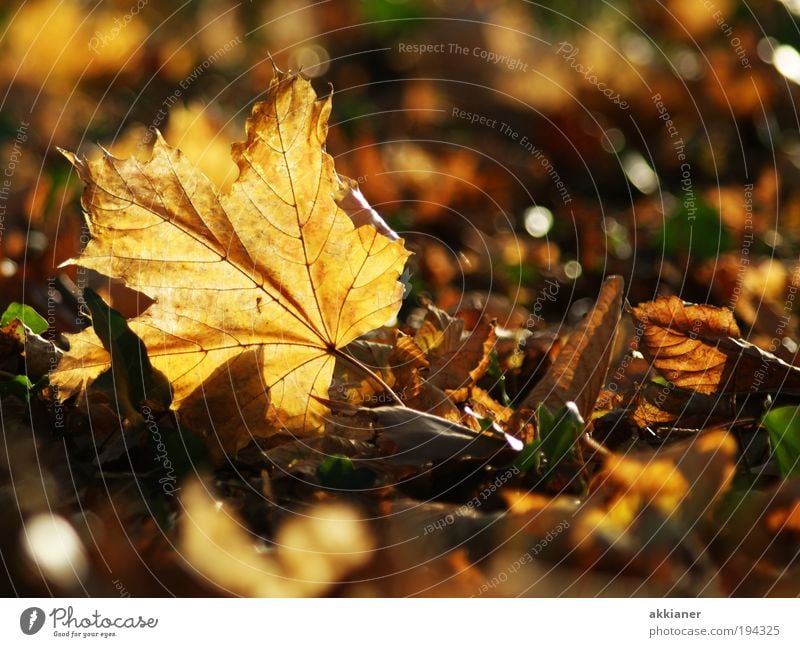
[2,0,800,343]
[3,0,800,596]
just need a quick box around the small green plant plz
[762,405,800,478]
[1,301,48,337]
[514,401,584,475]
[317,454,375,489]
[0,302,49,400]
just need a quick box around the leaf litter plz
[5,70,799,597]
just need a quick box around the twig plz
[580,433,611,459]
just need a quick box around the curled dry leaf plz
[335,335,428,405]
[402,381,463,421]
[389,335,430,399]
[336,177,399,241]
[369,405,512,465]
[52,71,410,451]
[522,275,624,421]
[467,386,514,426]
[411,304,496,397]
[632,295,800,395]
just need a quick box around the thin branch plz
[580,433,612,458]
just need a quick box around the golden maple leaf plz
[53,71,410,451]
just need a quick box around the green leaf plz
[0,302,48,335]
[510,404,584,477]
[0,374,34,401]
[513,439,542,473]
[487,351,511,407]
[316,454,375,489]
[145,413,209,480]
[660,197,732,262]
[762,405,800,478]
[538,401,584,470]
[714,471,763,525]
[358,0,427,32]
[474,415,495,432]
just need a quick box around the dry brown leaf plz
[522,275,624,420]
[389,335,430,400]
[632,296,800,394]
[332,336,428,406]
[632,382,739,429]
[52,71,410,451]
[404,381,462,422]
[499,430,736,593]
[414,305,496,394]
[466,386,514,426]
[589,430,737,527]
[716,476,800,594]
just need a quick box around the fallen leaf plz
[631,381,755,430]
[715,476,800,595]
[413,304,496,396]
[335,335,428,406]
[52,71,410,451]
[466,386,514,427]
[370,405,513,465]
[632,296,800,394]
[498,430,736,593]
[403,381,463,421]
[522,275,624,421]
[180,478,372,597]
[388,335,429,400]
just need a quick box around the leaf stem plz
[580,433,611,458]
[332,348,407,408]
